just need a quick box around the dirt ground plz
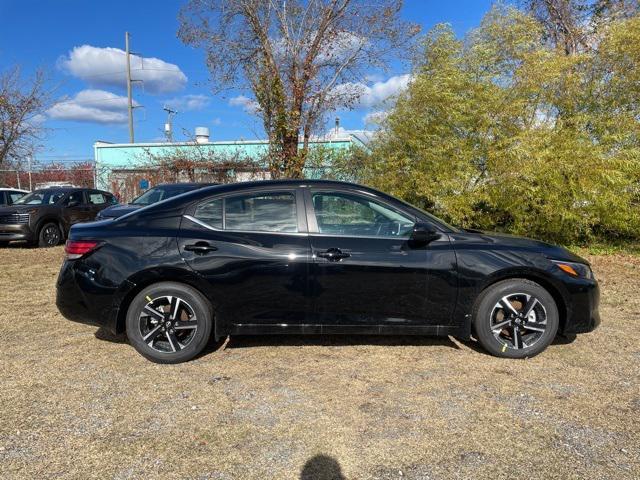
[0,247,638,480]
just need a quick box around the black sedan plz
[96,182,217,220]
[56,180,600,363]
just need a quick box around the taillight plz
[65,240,100,260]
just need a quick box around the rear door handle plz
[316,247,350,262]
[184,242,218,255]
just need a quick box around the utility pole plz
[163,107,177,142]
[27,156,33,191]
[125,32,134,143]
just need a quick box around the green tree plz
[365,4,640,243]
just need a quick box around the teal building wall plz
[94,135,365,191]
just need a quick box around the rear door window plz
[194,192,298,233]
[65,192,84,206]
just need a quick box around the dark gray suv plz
[0,187,116,247]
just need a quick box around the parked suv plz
[97,183,217,220]
[0,188,28,206]
[0,187,116,247]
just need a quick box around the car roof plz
[31,187,84,193]
[119,179,458,232]
[29,187,112,194]
[153,182,219,188]
[196,178,371,193]
[0,188,29,192]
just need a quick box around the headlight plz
[551,260,593,279]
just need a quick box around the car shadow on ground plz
[94,327,128,344]
[93,327,574,356]
[459,332,577,354]
[224,334,461,350]
[2,242,36,249]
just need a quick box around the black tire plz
[473,279,559,359]
[38,222,62,247]
[126,282,213,364]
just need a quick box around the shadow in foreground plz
[227,334,461,350]
[300,455,345,480]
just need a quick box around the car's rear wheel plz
[38,222,62,247]
[473,279,559,359]
[126,282,213,364]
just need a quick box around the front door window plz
[312,192,414,237]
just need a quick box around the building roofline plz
[94,136,357,149]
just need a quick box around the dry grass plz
[0,247,638,480]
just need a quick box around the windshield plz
[131,185,197,205]
[13,190,66,205]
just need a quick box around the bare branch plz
[0,66,52,168]
[178,0,419,177]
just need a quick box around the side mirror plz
[67,200,80,208]
[410,222,438,244]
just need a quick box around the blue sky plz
[0,0,494,163]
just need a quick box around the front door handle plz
[184,242,218,255]
[316,247,350,262]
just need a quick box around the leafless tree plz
[0,67,51,169]
[178,0,419,178]
[524,0,638,54]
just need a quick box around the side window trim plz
[304,187,418,239]
[188,188,307,235]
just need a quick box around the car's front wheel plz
[473,279,559,359]
[126,282,213,363]
[38,222,62,247]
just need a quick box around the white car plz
[0,188,28,207]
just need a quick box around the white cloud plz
[315,32,367,65]
[356,74,412,108]
[211,117,222,126]
[363,110,389,125]
[47,89,137,124]
[364,73,384,83]
[58,45,187,94]
[229,95,260,114]
[329,74,412,111]
[164,94,211,112]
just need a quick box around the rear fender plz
[112,266,220,337]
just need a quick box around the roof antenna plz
[163,107,177,142]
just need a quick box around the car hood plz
[0,205,40,214]
[456,229,589,264]
[98,204,143,218]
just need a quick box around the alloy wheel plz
[490,293,548,351]
[43,225,60,246]
[138,295,198,353]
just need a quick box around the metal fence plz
[1,161,270,203]
[0,164,96,191]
